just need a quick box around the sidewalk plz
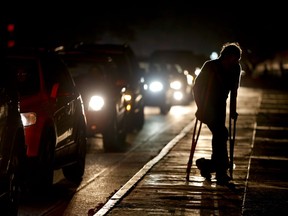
[93,79,288,216]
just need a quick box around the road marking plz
[257,126,288,131]
[250,155,288,161]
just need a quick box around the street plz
[18,80,288,216]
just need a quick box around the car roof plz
[73,43,135,56]
[7,46,56,58]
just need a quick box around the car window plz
[7,58,40,96]
[67,60,106,79]
[63,57,118,83]
[108,54,131,81]
[41,54,75,95]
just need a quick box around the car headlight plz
[149,81,163,92]
[173,91,184,101]
[21,112,37,126]
[186,74,194,85]
[88,95,105,111]
[170,80,182,90]
[124,94,132,102]
[124,93,132,111]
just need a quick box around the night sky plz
[3,2,287,60]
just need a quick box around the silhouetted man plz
[193,42,242,185]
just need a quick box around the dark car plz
[143,62,194,114]
[7,47,87,190]
[0,57,26,215]
[72,43,145,131]
[58,50,131,151]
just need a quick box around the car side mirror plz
[51,83,74,99]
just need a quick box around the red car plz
[7,47,87,190]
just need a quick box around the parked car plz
[6,47,87,190]
[72,43,145,131]
[0,57,26,215]
[143,62,194,114]
[58,50,131,151]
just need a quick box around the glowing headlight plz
[89,96,105,111]
[173,91,184,101]
[124,94,132,102]
[149,81,163,92]
[124,94,132,111]
[170,80,182,90]
[21,112,37,126]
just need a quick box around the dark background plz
[2,2,287,60]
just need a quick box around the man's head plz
[219,42,242,68]
[220,42,242,60]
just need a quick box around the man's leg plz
[208,124,231,184]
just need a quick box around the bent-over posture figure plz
[193,42,242,185]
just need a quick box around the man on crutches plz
[187,42,242,185]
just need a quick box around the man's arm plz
[230,64,242,120]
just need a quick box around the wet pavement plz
[92,78,288,216]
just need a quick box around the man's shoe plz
[216,173,231,185]
[196,158,214,180]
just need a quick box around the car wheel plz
[118,119,127,146]
[103,112,121,152]
[1,130,26,216]
[62,122,87,183]
[127,105,145,132]
[134,106,145,130]
[160,104,171,115]
[29,130,55,192]
[0,165,18,216]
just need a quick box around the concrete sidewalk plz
[93,84,288,216]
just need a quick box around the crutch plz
[229,113,237,180]
[186,118,202,181]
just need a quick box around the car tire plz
[128,104,145,132]
[62,122,87,183]
[160,104,171,115]
[134,106,145,130]
[28,130,55,192]
[118,115,128,145]
[0,159,18,216]
[103,111,121,152]
[1,130,25,216]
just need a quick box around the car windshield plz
[7,58,40,96]
[62,56,119,83]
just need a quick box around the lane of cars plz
[1,42,196,214]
